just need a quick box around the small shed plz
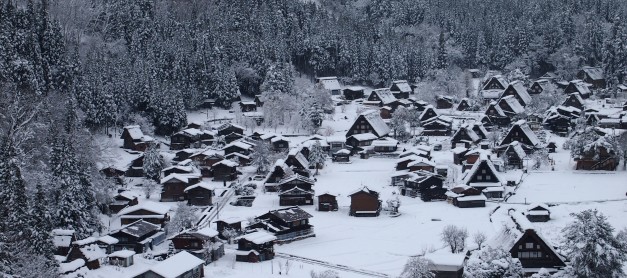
[108,250,135,267]
[348,187,382,217]
[317,193,338,212]
[343,86,365,100]
[424,253,466,278]
[184,183,214,206]
[526,204,551,222]
[332,149,351,162]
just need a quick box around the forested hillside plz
[0,0,626,276]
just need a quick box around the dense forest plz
[0,0,626,276]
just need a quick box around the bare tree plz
[440,225,468,253]
[143,180,159,200]
[473,231,487,249]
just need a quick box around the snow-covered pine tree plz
[212,64,239,109]
[435,31,448,70]
[389,106,409,140]
[561,209,626,278]
[166,202,199,234]
[308,141,326,176]
[250,141,272,174]
[400,256,434,278]
[143,142,164,181]
[50,138,101,238]
[28,183,56,258]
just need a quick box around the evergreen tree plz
[143,142,164,181]
[308,141,326,176]
[435,32,448,69]
[561,209,626,278]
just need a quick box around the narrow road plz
[274,252,391,278]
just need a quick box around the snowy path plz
[275,252,391,278]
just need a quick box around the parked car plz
[433,144,443,151]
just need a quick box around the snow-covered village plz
[1,1,627,278]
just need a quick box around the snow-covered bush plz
[463,246,523,278]
[399,256,434,278]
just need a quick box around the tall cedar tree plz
[143,142,164,181]
[308,141,326,175]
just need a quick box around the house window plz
[525,243,534,249]
[481,169,486,174]
[191,242,199,248]
[477,175,483,181]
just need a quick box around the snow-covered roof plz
[456,194,487,201]
[73,237,97,246]
[109,250,135,258]
[183,182,219,192]
[514,120,541,147]
[335,149,351,155]
[482,75,508,90]
[348,186,379,197]
[118,201,170,216]
[568,80,591,96]
[195,227,219,238]
[480,89,503,99]
[148,251,204,278]
[345,86,365,91]
[240,231,278,244]
[79,244,107,261]
[407,157,436,167]
[113,220,161,238]
[507,81,532,105]
[222,141,254,151]
[390,80,412,93]
[506,141,527,159]
[372,138,398,147]
[349,132,378,141]
[161,165,195,174]
[279,186,315,196]
[175,128,204,137]
[271,136,288,143]
[317,77,341,91]
[260,133,277,140]
[453,124,480,142]
[462,154,502,185]
[580,66,604,80]
[277,174,315,186]
[212,159,239,168]
[424,253,466,271]
[499,95,525,114]
[215,217,244,225]
[123,125,144,140]
[60,259,85,273]
[160,173,198,184]
[97,235,119,245]
[371,88,397,104]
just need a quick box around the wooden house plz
[170,227,224,264]
[390,80,412,99]
[270,136,290,152]
[502,81,531,106]
[574,136,619,170]
[424,253,466,278]
[277,175,314,192]
[239,101,257,112]
[485,101,510,126]
[543,106,577,135]
[402,171,446,201]
[190,151,224,177]
[539,72,558,81]
[446,186,486,208]
[52,229,76,256]
[109,191,139,213]
[173,149,195,162]
[162,165,196,177]
[235,231,276,262]
[528,79,550,95]
[564,80,592,98]
[456,98,471,111]
[279,186,314,206]
[418,105,439,122]
[215,217,244,238]
[547,142,557,153]
[366,88,400,109]
[224,132,244,143]
[332,149,350,162]
[501,141,527,169]
[225,152,250,166]
[498,95,525,117]
[526,204,551,222]
[95,235,118,254]
[348,187,382,217]
[214,123,245,137]
[264,159,291,190]
[407,157,437,173]
[461,154,502,193]
[184,183,214,206]
[285,150,311,177]
[346,110,391,138]
[316,76,342,95]
[133,251,204,278]
[160,173,201,202]
[118,202,170,227]
[170,128,205,150]
[109,220,164,254]
[346,132,378,148]
[499,120,543,152]
[372,138,399,152]
[212,159,239,181]
[317,193,338,211]
[562,93,585,110]
[66,243,106,270]
[436,95,454,109]
[108,250,135,267]
[343,86,365,100]
[509,229,566,272]
[380,106,393,119]
[480,75,507,103]
[451,124,481,148]
[124,155,145,178]
[421,116,453,136]
[120,125,154,152]
[249,206,315,242]
[577,66,605,89]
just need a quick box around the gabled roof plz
[279,186,314,196]
[174,128,204,137]
[407,157,437,167]
[505,141,527,159]
[277,174,315,186]
[499,95,525,114]
[213,122,245,132]
[481,89,503,99]
[161,173,199,184]
[563,93,584,107]
[348,186,379,197]
[148,251,204,278]
[267,206,313,222]
[239,231,277,244]
[122,125,144,140]
[390,80,412,93]
[359,110,391,137]
[212,159,239,168]
[112,220,161,239]
[287,151,310,169]
[472,123,489,139]
[452,124,480,142]
[505,81,532,105]
[371,88,397,104]
[580,66,604,80]
[501,120,541,147]
[485,101,506,117]
[462,154,502,185]
[271,136,289,143]
[317,77,341,90]
[419,105,438,122]
[567,80,591,96]
[222,141,254,151]
[349,132,378,142]
[482,75,508,90]
[118,202,170,216]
